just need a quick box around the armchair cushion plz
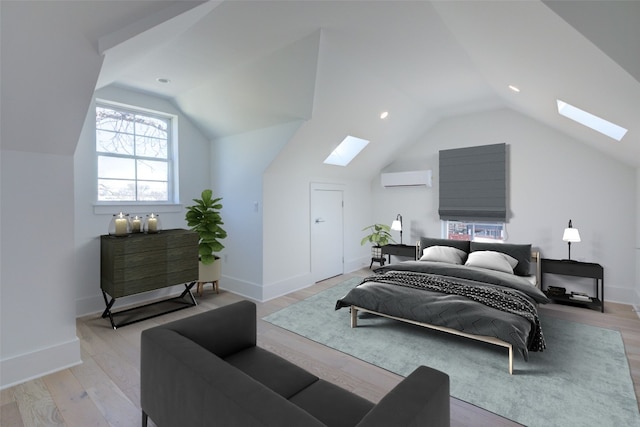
[225,346,319,399]
[290,380,375,427]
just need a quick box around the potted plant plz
[185,189,227,294]
[361,224,395,266]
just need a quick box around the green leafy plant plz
[360,223,395,247]
[185,189,227,265]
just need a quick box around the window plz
[438,143,506,222]
[323,135,369,166]
[557,99,627,141]
[96,103,174,202]
[444,220,505,243]
[438,144,507,243]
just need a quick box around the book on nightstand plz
[569,292,592,302]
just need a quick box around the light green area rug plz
[263,278,640,427]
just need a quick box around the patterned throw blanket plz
[361,271,546,353]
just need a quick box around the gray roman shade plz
[438,143,506,222]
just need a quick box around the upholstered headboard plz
[416,238,541,288]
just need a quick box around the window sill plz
[94,203,183,216]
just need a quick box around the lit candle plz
[115,213,128,236]
[131,216,141,233]
[147,214,158,233]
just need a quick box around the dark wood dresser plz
[100,228,199,328]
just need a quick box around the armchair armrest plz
[356,366,450,427]
[161,300,257,357]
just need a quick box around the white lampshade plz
[391,220,402,231]
[562,227,581,243]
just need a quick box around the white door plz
[311,187,344,282]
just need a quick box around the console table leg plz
[101,282,198,329]
[180,281,197,306]
[101,290,117,329]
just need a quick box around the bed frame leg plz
[508,345,513,375]
[350,306,358,328]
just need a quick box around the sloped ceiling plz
[96,0,640,173]
[3,1,639,172]
[544,0,640,84]
[432,1,640,165]
[0,0,205,155]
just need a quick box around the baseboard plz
[603,285,639,306]
[345,256,371,273]
[76,293,112,317]
[0,337,82,390]
[261,273,314,302]
[218,275,265,302]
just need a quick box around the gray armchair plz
[141,300,450,426]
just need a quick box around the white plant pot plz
[197,258,221,295]
[371,245,382,258]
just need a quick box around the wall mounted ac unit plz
[381,170,432,187]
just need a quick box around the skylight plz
[324,135,370,166]
[556,99,627,141]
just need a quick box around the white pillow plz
[464,251,518,274]
[420,246,467,265]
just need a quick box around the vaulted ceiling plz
[4,1,640,172]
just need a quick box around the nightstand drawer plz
[541,259,603,279]
[382,244,417,260]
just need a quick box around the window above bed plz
[443,220,505,243]
[438,143,506,222]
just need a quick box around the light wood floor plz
[2,268,639,427]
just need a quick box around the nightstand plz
[381,244,417,264]
[540,258,604,312]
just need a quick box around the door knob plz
[315,218,325,223]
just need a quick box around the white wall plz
[212,121,304,301]
[375,108,637,304]
[0,0,106,389]
[1,151,81,388]
[636,170,640,306]
[262,172,373,301]
[209,113,376,302]
[74,85,212,316]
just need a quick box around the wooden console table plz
[100,228,199,328]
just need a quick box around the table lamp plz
[391,214,403,245]
[562,219,581,260]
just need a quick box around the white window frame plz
[441,220,505,243]
[95,100,178,206]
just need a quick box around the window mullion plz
[133,115,138,201]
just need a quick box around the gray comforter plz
[335,261,550,360]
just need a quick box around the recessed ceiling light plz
[324,135,370,167]
[557,99,627,141]
[156,78,171,84]
[380,111,389,119]
[508,85,520,93]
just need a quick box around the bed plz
[335,237,549,374]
